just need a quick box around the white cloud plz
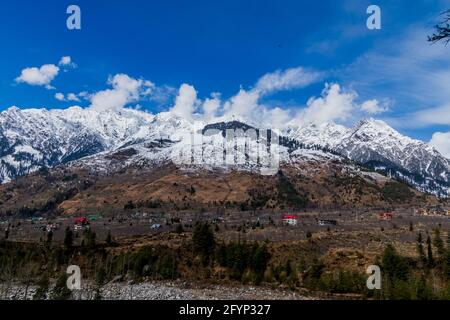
[149,85,177,106]
[342,26,450,125]
[161,67,377,130]
[15,56,77,89]
[59,56,76,67]
[67,93,80,102]
[78,91,89,99]
[55,92,80,102]
[169,84,198,119]
[430,131,450,159]
[89,74,154,111]
[412,104,450,126]
[143,80,155,95]
[360,99,389,115]
[16,64,60,88]
[55,93,65,101]
[202,93,221,120]
[213,66,323,126]
[262,107,292,129]
[45,65,383,133]
[255,67,323,95]
[223,88,260,119]
[294,83,356,125]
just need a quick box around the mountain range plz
[0,106,448,200]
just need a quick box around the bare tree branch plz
[428,9,450,45]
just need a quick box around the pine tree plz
[84,229,96,248]
[46,230,53,245]
[176,224,184,234]
[64,227,73,249]
[382,244,411,299]
[50,273,72,300]
[447,230,450,248]
[105,230,113,246]
[417,232,426,264]
[444,230,450,279]
[433,228,445,257]
[426,235,434,267]
[415,274,433,300]
[382,244,409,281]
[444,249,450,279]
[192,223,215,264]
[251,244,270,284]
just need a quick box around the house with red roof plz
[282,214,298,226]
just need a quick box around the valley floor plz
[2,207,450,300]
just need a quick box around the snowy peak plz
[334,118,449,196]
[0,107,156,182]
[285,122,350,148]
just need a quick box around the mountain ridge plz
[0,106,448,197]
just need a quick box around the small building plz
[282,215,298,226]
[74,224,82,231]
[151,224,162,230]
[318,219,337,226]
[416,206,449,217]
[417,208,429,216]
[46,223,58,232]
[74,217,89,225]
[379,212,394,221]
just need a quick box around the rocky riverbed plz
[0,281,312,300]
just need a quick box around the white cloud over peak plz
[162,67,380,130]
[430,131,450,159]
[169,84,198,119]
[222,88,260,119]
[294,83,356,125]
[89,74,155,111]
[165,81,378,130]
[48,66,384,132]
[360,99,389,115]
[202,93,221,120]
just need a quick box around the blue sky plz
[0,0,449,154]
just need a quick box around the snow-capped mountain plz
[285,122,350,148]
[336,119,449,194]
[284,119,449,196]
[0,106,448,196]
[0,106,154,182]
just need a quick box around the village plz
[2,204,450,245]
